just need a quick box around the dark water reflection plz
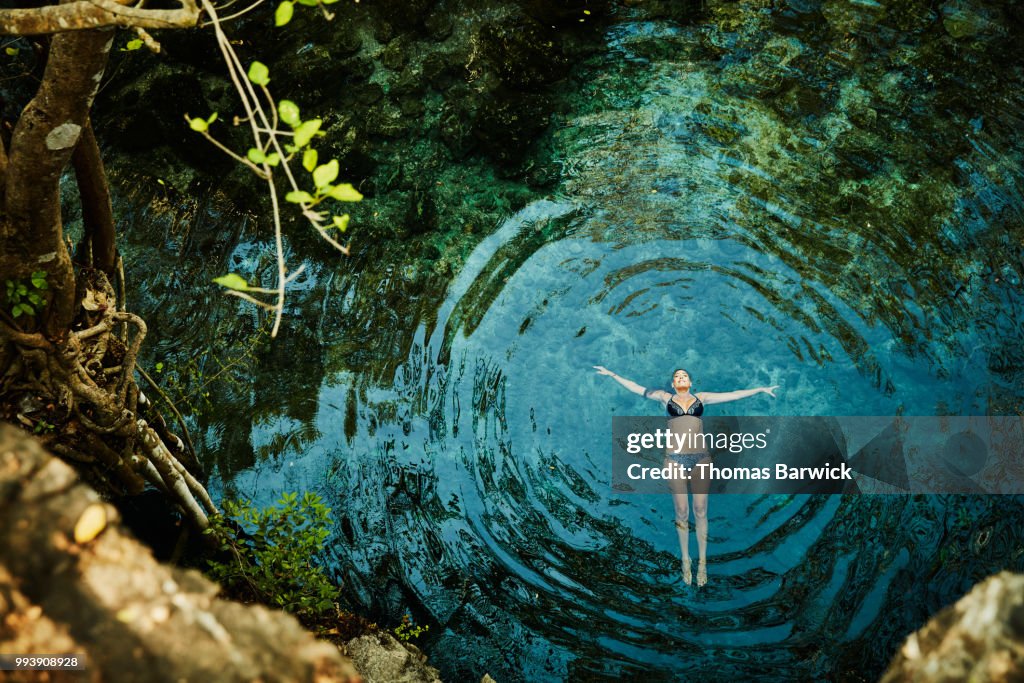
[119,1,1024,680]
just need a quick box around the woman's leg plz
[690,456,713,587]
[668,469,692,583]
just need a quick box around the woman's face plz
[672,370,691,391]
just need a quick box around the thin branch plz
[254,127,293,136]
[201,0,263,160]
[192,124,268,178]
[0,0,199,36]
[259,83,277,134]
[267,177,285,337]
[138,365,198,469]
[134,27,161,53]
[116,254,126,312]
[202,1,291,336]
[224,289,276,310]
[307,217,351,255]
[317,3,335,21]
[0,132,7,197]
[197,0,351,334]
[201,0,268,26]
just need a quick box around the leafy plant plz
[185,57,360,334]
[393,613,429,642]
[4,271,48,319]
[204,492,341,628]
[33,419,55,434]
[274,0,343,28]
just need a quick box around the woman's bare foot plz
[682,558,692,585]
[697,560,707,587]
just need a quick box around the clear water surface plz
[121,2,1024,680]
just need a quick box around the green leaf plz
[331,214,350,232]
[327,184,363,202]
[207,112,218,125]
[188,116,208,133]
[5,47,20,56]
[124,39,143,51]
[278,100,301,128]
[302,148,318,172]
[292,119,321,148]
[247,61,270,87]
[296,0,318,6]
[155,362,164,373]
[213,273,249,291]
[274,1,294,26]
[265,153,281,167]
[285,190,314,204]
[312,160,339,189]
[247,148,267,164]
[11,305,22,318]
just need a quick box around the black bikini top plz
[667,395,703,417]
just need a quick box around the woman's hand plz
[761,385,780,397]
[595,366,646,395]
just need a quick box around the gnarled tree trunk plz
[0,18,214,528]
[2,28,111,334]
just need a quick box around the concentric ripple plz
[213,3,1024,681]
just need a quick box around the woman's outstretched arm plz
[699,385,779,405]
[593,366,647,396]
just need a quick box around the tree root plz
[139,420,212,528]
[0,312,217,530]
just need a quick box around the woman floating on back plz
[595,366,778,586]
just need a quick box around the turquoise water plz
[119,1,1024,680]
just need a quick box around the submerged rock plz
[820,0,885,34]
[941,0,1004,39]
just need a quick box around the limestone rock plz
[0,425,361,683]
[343,633,443,683]
[881,571,1024,682]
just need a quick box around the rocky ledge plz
[882,571,1024,682]
[0,424,447,683]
